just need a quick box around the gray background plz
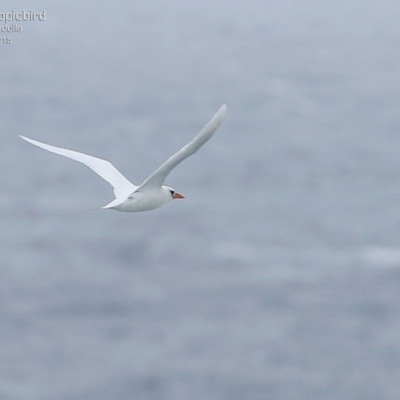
[2,0,400,399]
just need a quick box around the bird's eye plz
[169,189,175,196]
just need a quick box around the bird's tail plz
[58,206,102,215]
[101,197,127,209]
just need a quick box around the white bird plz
[20,105,227,212]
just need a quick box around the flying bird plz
[20,105,227,212]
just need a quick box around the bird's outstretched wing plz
[139,105,227,190]
[19,135,137,200]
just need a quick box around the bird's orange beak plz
[173,192,185,199]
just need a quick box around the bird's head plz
[163,186,185,201]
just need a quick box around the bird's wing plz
[139,105,227,190]
[19,135,137,200]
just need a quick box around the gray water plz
[2,1,400,399]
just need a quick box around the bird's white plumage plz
[140,104,227,189]
[19,105,227,212]
[19,135,137,201]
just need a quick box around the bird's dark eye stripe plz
[170,189,175,195]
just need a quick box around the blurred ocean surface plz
[2,0,400,399]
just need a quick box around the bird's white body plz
[20,105,227,212]
[113,186,174,212]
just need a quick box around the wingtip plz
[215,104,227,121]
[19,135,39,145]
[19,135,30,142]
